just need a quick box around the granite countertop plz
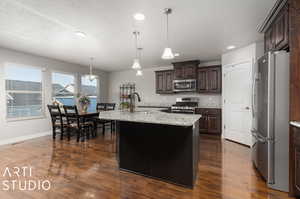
[98,108,201,127]
[290,121,300,128]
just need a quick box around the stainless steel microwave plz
[173,79,197,92]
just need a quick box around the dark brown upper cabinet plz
[155,70,174,94]
[262,2,289,52]
[197,65,221,94]
[172,60,199,80]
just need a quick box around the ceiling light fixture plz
[227,45,236,50]
[162,8,174,60]
[136,70,143,76]
[75,31,87,38]
[134,13,145,21]
[88,57,97,81]
[132,31,141,70]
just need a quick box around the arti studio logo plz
[1,166,51,191]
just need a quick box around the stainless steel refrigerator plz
[251,51,289,192]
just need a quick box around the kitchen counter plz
[99,109,201,126]
[290,121,300,128]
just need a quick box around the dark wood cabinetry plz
[195,108,221,135]
[172,60,199,80]
[155,70,174,94]
[119,121,199,188]
[263,3,289,52]
[155,61,221,95]
[290,125,300,196]
[197,66,221,93]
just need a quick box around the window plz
[81,76,98,112]
[52,72,76,106]
[5,64,43,119]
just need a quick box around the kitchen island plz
[99,109,201,188]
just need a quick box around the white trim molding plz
[0,131,51,146]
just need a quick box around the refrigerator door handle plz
[251,75,255,118]
[252,73,259,119]
[251,130,266,143]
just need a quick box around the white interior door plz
[223,62,252,146]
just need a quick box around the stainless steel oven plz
[173,79,197,92]
[170,97,199,114]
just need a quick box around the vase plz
[81,104,88,113]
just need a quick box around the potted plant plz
[78,95,91,113]
[120,102,130,110]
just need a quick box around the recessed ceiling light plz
[134,13,145,21]
[75,31,87,38]
[227,45,236,50]
[174,53,180,57]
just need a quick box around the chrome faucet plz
[128,92,141,113]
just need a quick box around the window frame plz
[80,74,99,111]
[4,63,46,122]
[51,70,78,106]
[80,74,99,96]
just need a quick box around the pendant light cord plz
[90,57,93,76]
[134,31,138,59]
[166,13,169,47]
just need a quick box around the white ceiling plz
[0,0,276,71]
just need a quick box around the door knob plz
[245,107,250,110]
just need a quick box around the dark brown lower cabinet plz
[290,125,300,196]
[195,108,221,135]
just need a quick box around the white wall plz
[221,42,264,140]
[222,43,264,66]
[0,47,108,144]
[108,61,222,108]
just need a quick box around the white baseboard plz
[0,131,51,146]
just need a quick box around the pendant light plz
[132,31,141,69]
[88,57,97,81]
[136,70,143,76]
[162,8,174,60]
[136,48,143,76]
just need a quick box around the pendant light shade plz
[162,8,174,60]
[132,31,143,70]
[132,58,141,69]
[136,70,143,76]
[162,47,174,59]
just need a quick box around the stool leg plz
[60,127,64,140]
[86,127,90,140]
[52,128,56,139]
[102,124,105,135]
[76,129,80,142]
[67,127,71,141]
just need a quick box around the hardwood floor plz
[0,134,293,199]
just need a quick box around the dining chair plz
[106,103,116,111]
[94,103,116,136]
[94,103,108,135]
[105,103,116,134]
[47,105,67,140]
[96,103,107,111]
[63,105,93,142]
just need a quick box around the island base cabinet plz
[118,121,199,188]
